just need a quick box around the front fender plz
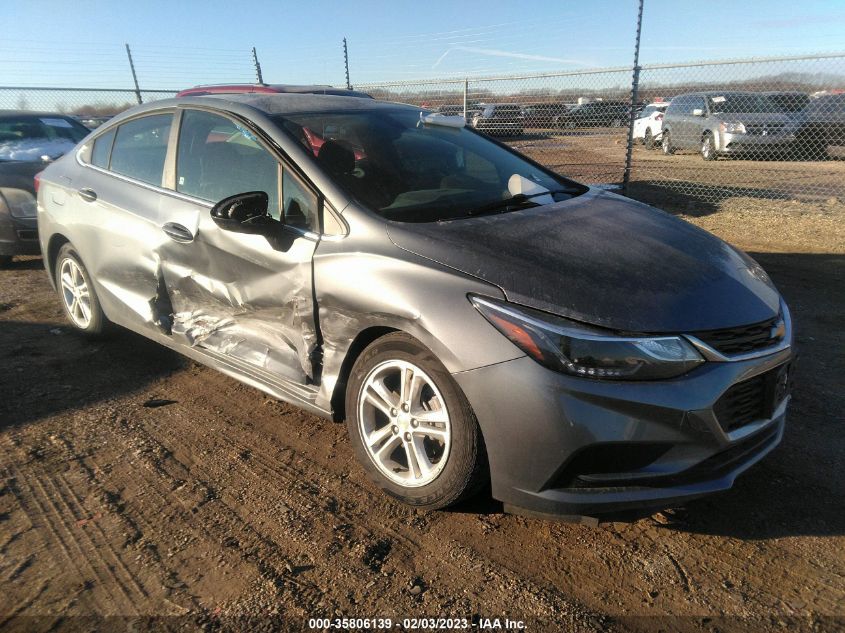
[312,242,525,414]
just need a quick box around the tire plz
[643,128,654,149]
[0,255,12,268]
[55,243,108,336]
[611,118,623,128]
[662,130,674,155]
[345,332,488,509]
[701,133,717,161]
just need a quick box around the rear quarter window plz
[91,128,116,168]
[109,114,173,186]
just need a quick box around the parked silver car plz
[661,92,794,160]
[36,93,792,518]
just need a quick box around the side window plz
[692,96,706,113]
[176,109,280,217]
[110,114,172,186]
[91,128,116,168]
[282,168,318,231]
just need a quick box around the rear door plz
[155,107,320,386]
[72,112,176,332]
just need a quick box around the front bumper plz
[719,131,795,154]
[454,346,791,516]
[0,213,40,256]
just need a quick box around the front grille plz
[746,123,785,135]
[714,374,767,432]
[692,316,780,355]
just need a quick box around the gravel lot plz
[1,156,843,631]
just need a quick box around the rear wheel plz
[345,332,487,509]
[662,130,674,155]
[55,243,108,336]
[643,128,655,149]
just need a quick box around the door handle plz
[162,222,195,243]
[78,188,97,203]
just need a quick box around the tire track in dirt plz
[126,369,615,629]
[5,459,112,614]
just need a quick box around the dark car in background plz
[764,91,810,118]
[437,104,479,121]
[557,101,629,128]
[0,111,90,266]
[470,103,524,136]
[790,94,845,159]
[36,93,792,517]
[521,102,570,128]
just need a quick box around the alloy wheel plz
[357,359,451,488]
[60,257,92,328]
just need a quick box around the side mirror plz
[210,191,274,234]
[692,108,704,117]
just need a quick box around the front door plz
[156,108,320,386]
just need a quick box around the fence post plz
[343,38,352,89]
[463,78,468,118]
[252,47,264,85]
[125,44,142,104]
[623,0,645,195]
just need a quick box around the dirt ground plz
[1,172,844,632]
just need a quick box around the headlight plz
[0,188,37,218]
[470,296,704,380]
[720,121,746,134]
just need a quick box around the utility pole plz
[125,43,142,104]
[343,37,351,89]
[252,47,264,85]
[622,0,645,195]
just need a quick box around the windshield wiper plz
[464,189,572,217]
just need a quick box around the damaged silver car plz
[37,93,792,517]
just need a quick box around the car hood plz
[0,160,43,192]
[715,112,790,125]
[386,190,781,333]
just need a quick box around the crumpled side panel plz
[153,219,318,385]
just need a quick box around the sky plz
[3,0,845,90]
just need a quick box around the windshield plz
[767,93,809,113]
[0,115,89,162]
[708,94,779,114]
[275,109,582,222]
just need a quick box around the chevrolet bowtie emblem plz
[770,318,786,341]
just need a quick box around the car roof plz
[197,92,411,115]
[176,83,373,98]
[0,110,79,118]
[677,91,764,98]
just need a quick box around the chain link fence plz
[360,52,845,209]
[2,52,844,209]
[0,87,177,128]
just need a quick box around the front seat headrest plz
[317,140,355,176]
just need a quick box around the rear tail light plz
[34,172,42,193]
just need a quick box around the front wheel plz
[55,243,108,336]
[701,133,717,161]
[662,130,674,155]
[345,332,487,509]
[644,128,655,149]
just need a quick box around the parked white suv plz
[633,102,669,148]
